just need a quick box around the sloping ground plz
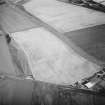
[23,0,105,64]
[0,1,105,105]
[11,27,101,85]
[0,2,40,76]
[0,0,104,85]
[1,1,100,85]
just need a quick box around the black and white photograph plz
[0,0,105,105]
